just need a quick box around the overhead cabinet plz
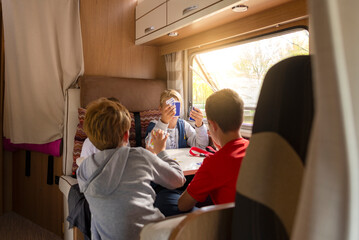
[135,0,245,45]
[136,0,166,19]
[136,3,167,39]
[167,0,221,24]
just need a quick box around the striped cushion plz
[72,108,87,175]
[129,112,136,147]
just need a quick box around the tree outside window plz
[191,29,309,126]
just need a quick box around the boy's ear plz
[123,130,129,143]
[208,119,218,131]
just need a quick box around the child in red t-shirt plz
[178,88,249,211]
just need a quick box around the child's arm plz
[146,105,176,148]
[154,150,186,189]
[147,129,186,189]
[185,120,209,149]
[178,155,214,211]
[145,104,174,147]
[145,120,169,147]
[178,190,198,212]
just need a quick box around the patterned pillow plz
[129,112,136,147]
[72,108,87,176]
[71,108,160,176]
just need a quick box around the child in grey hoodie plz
[76,98,186,240]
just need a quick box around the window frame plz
[187,26,309,135]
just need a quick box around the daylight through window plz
[190,28,309,127]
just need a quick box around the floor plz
[0,211,62,240]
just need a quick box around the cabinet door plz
[167,0,221,25]
[136,0,166,19]
[136,4,167,39]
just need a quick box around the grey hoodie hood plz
[76,146,185,240]
[77,147,130,197]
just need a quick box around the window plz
[190,28,309,128]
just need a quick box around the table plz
[165,148,205,175]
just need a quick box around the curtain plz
[165,51,184,97]
[165,51,184,117]
[2,0,84,144]
[292,0,359,239]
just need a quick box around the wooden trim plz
[0,2,3,215]
[169,203,235,240]
[160,0,308,55]
[188,18,308,56]
[73,227,85,240]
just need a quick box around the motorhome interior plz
[0,0,358,239]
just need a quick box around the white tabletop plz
[165,148,205,175]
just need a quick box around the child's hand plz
[160,105,176,124]
[145,144,156,154]
[151,129,168,154]
[190,107,204,127]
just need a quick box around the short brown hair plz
[160,89,182,107]
[84,98,131,150]
[205,89,244,133]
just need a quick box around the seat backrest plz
[62,76,166,176]
[232,55,314,239]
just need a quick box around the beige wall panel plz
[80,0,166,79]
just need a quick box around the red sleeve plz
[186,155,216,202]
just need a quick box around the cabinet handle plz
[144,26,155,34]
[183,5,198,15]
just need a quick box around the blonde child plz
[145,89,209,150]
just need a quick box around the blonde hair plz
[84,98,131,150]
[160,89,183,107]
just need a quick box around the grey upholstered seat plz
[233,55,314,239]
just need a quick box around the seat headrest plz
[253,55,313,163]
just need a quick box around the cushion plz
[129,112,136,147]
[72,107,87,175]
[71,108,161,176]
